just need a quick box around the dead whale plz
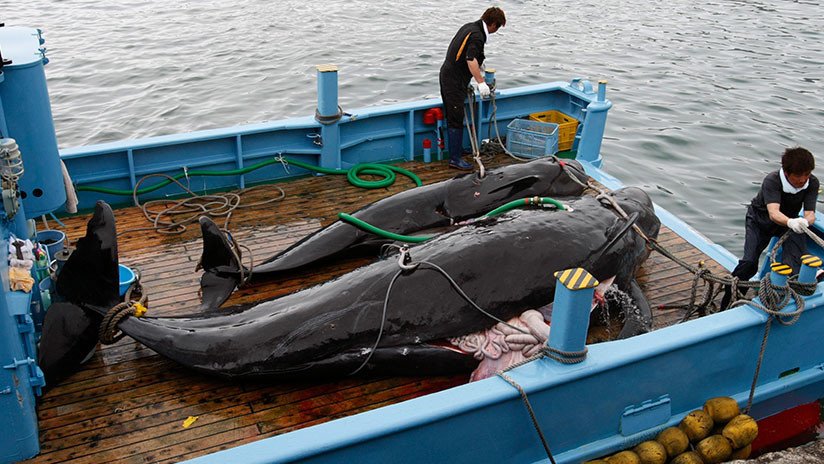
[247,157,588,277]
[40,186,658,382]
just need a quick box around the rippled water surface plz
[5,0,824,256]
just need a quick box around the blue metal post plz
[798,254,822,284]
[316,64,341,170]
[0,72,8,138]
[575,79,612,168]
[0,27,66,218]
[769,262,791,287]
[484,68,496,87]
[547,268,599,360]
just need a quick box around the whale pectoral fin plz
[56,200,120,308]
[617,279,653,338]
[198,216,243,310]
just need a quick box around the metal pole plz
[547,268,598,360]
[316,64,341,169]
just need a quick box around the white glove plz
[477,81,491,98]
[787,217,809,234]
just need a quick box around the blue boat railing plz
[60,75,611,211]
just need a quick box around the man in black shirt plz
[722,146,818,309]
[439,7,506,170]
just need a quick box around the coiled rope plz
[123,173,286,236]
[561,156,824,415]
[314,105,349,125]
[559,162,824,318]
[99,276,148,345]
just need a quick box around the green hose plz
[339,196,566,243]
[76,156,422,196]
[482,196,566,219]
[338,213,434,243]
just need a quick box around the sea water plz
[4,0,824,256]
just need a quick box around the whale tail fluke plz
[40,200,120,386]
[198,216,243,310]
[56,200,121,308]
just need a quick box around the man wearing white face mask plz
[722,146,818,309]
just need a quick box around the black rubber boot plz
[447,128,472,170]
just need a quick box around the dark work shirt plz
[440,19,487,87]
[750,170,819,225]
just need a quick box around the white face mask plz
[779,168,809,194]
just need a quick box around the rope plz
[348,245,530,376]
[497,371,557,464]
[543,345,589,364]
[99,278,149,345]
[574,163,821,318]
[488,92,535,162]
[745,318,772,415]
[741,271,811,413]
[465,87,486,178]
[112,173,285,237]
[314,105,349,125]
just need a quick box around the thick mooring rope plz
[742,271,813,413]
[99,278,148,345]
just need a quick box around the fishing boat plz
[1,24,823,464]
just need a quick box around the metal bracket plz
[307,133,323,147]
[620,395,671,436]
[3,357,35,370]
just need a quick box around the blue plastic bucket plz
[35,229,65,260]
[118,264,136,296]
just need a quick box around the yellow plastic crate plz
[529,110,578,151]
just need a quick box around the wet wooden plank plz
[24,155,730,463]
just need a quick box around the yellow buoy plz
[730,443,752,460]
[703,397,740,424]
[656,427,689,457]
[722,414,758,449]
[696,434,733,464]
[670,450,704,464]
[679,409,714,442]
[606,450,641,464]
[633,440,667,464]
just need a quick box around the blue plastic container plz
[119,264,136,296]
[35,229,65,260]
[506,118,559,158]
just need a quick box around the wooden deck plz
[24,154,727,463]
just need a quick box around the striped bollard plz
[770,262,792,287]
[798,254,822,284]
[547,268,598,364]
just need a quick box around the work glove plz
[477,81,491,98]
[787,217,809,234]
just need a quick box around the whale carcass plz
[40,186,659,382]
